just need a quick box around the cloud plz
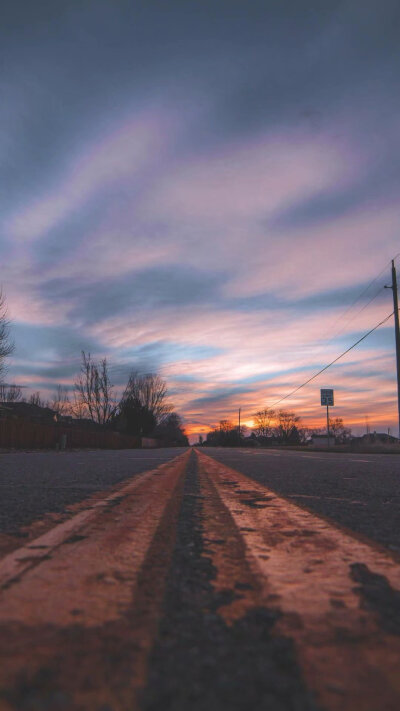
[37,265,225,326]
[147,131,352,222]
[1,0,399,439]
[6,110,176,244]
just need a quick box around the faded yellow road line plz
[0,450,190,711]
[197,450,400,711]
[0,453,185,591]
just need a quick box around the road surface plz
[0,448,187,539]
[0,447,399,711]
[205,447,400,550]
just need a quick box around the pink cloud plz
[86,297,398,439]
[146,130,355,222]
[225,204,400,299]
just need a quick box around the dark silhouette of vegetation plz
[112,371,188,445]
[328,417,352,443]
[206,412,303,447]
[0,290,14,382]
[205,420,244,447]
[253,408,275,438]
[153,412,189,446]
[275,409,301,443]
[204,408,352,448]
[49,385,70,416]
[0,383,22,402]
[29,391,47,408]
[6,360,188,447]
[115,372,173,437]
[117,397,157,437]
[74,351,116,425]
[122,372,173,423]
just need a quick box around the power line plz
[323,284,386,345]
[317,255,399,345]
[269,311,394,409]
[295,254,398,377]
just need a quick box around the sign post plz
[320,389,334,447]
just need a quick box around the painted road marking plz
[197,450,400,711]
[0,459,181,589]
[1,448,398,711]
[0,451,190,710]
[0,450,189,603]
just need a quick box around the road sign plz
[321,389,334,406]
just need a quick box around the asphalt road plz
[0,448,187,534]
[1,447,400,710]
[1,446,399,550]
[203,447,400,551]
[142,452,317,711]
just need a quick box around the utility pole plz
[386,260,400,439]
[238,408,241,439]
[326,404,330,448]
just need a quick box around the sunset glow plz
[1,1,399,442]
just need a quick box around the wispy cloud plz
[6,109,177,244]
[1,0,399,440]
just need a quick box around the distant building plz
[360,432,399,445]
[0,402,56,424]
[0,403,108,431]
[59,416,104,430]
[310,434,335,448]
[242,436,260,447]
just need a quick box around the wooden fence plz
[0,419,140,450]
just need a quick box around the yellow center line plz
[0,451,190,710]
[196,449,400,711]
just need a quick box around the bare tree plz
[70,391,89,419]
[0,290,14,382]
[0,383,22,402]
[253,408,275,438]
[121,372,173,425]
[275,409,301,442]
[49,385,70,416]
[74,352,116,425]
[219,419,234,433]
[328,417,352,443]
[29,391,47,407]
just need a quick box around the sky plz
[1,0,400,441]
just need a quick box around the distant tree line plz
[0,291,13,383]
[0,286,351,449]
[0,345,188,447]
[204,407,351,447]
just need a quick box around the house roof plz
[0,402,56,419]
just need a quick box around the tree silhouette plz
[0,290,14,382]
